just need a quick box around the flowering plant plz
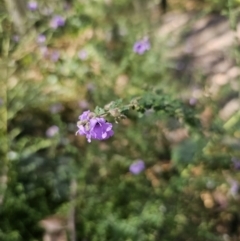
[76,91,200,142]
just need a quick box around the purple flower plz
[46,125,59,137]
[27,1,38,11]
[78,50,88,60]
[189,97,197,106]
[37,34,46,44]
[51,51,60,62]
[76,110,114,143]
[129,160,145,175]
[79,110,91,121]
[133,37,150,55]
[50,15,65,29]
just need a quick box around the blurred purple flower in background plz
[76,110,114,143]
[37,34,46,45]
[232,157,240,170]
[129,160,145,175]
[189,97,197,106]
[50,15,65,29]
[50,103,64,114]
[133,37,150,55]
[78,50,88,60]
[51,51,60,62]
[27,1,38,11]
[46,125,59,137]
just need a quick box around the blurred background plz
[1,0,240,240]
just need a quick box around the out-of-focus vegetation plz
[1,0,240,240]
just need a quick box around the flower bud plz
[109,108,120,118]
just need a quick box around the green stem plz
[228,0,240,105]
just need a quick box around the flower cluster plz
[76,110,114,143]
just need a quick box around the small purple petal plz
[46,125,59,137]
[129,160,145,175]
[79,110,91,121]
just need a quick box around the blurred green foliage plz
[1,0,240,240]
